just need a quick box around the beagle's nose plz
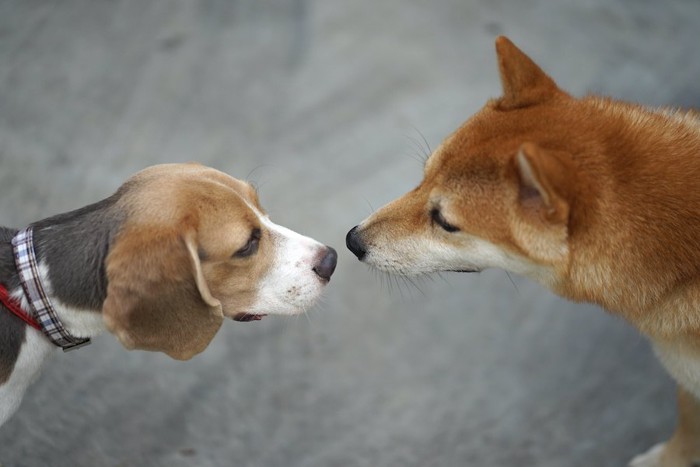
[313,247,338,281]
[345,226,366,260]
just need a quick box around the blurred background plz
[1,0,699,466]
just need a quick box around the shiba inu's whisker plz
[404,132,432,164]
[404,147,428,166]
[397,274,417,300]
[362,196,376,215]
[389,273,397,295]
[405,134,425,154]
[371,267,388,294]
[429,272,450,289]
[402,275,426,297]
[412,125,433,157]
[505,271,520,295]
[392,274,404,299]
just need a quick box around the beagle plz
[0,163,337,426]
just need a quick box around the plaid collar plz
[12,227,91,352]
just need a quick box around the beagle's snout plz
[345,226,366,260]
[313,247,338,281]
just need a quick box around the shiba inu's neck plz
[562,98,700,337]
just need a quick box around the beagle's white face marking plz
[246,216,332,316]
[104,163,337,359]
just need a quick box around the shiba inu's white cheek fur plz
[363,232,550,279]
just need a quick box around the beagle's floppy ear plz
[494,36,562,109]
[103,225,224,361]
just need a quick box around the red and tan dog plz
[347,37,700,466]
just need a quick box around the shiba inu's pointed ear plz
[514,143,572,226]
[495,36,561,109]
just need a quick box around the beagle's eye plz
[233,228,261,258]
[430,208,460,233]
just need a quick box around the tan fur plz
[665,387,700,466]
[105,164,279,360]
[1,163,335,427]
[349,37,700,465]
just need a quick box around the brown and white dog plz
[0,163,337,426]
[346,37,700,466]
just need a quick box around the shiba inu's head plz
[346,35,700,334]
[346,36,582,288]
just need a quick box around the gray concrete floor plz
[1,0,699,466]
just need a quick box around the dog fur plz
[346,37,700,466]
[0,163,336,426]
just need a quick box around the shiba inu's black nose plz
[345,226,366,260]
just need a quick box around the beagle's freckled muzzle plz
[231,245,337,323]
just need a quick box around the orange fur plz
[349,37,700,465]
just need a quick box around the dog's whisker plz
[400,276,416,299]
[404,133,423,154]
[394,274,407,300]
[505,271,520,295]
[434,271,451,285]
[403,142,429,166]
[410,125,433,161]
[301,308,313,327]
[403,126,433,162]
[245,163,274,184]
[415,127,432,157]
[403,133,431,166]
[406,132,428,157]
[362,196,376,215]
[402,275,426,296]
[381,270,392,295]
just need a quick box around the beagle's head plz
[103,163,337,360]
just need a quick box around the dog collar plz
[0,283,42,331]
[11,227,91,352]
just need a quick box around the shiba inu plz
[346,37,700,466]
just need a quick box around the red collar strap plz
[0,283,42,331]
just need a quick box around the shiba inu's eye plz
[430,208,460,233]
[233,228,261,258]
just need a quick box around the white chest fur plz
[0,261,106,426]
[0,328,53,425]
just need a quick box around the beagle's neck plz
[1,192,125,339]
